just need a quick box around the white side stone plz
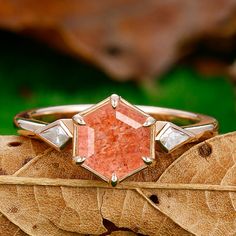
[159,127,190,151]
[40,125,70,147]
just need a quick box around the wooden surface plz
[0,133,235,235]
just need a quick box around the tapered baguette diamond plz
[37,121,72,150]
[158,126,191,151]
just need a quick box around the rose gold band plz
[14,104,218,138]
[13,95,219,185]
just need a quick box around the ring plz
[14,94,218,186]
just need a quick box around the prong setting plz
[111,173,118,187]
[110,94,120,109]
[73,94,155,185]
[72,114,86,125]
[142,156,153,165]
[73,156,86,165]
[143,116,156,127]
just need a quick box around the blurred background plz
[0,1,235,134]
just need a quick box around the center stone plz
[73,97,154,182]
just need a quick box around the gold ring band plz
[14,104,218,137]
[14,94,218,185]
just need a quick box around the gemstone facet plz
[37,120,72,150]
[73,95,155,183]
[156,123,193,152]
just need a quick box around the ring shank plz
[14,104,218,137]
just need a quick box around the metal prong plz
[143,116,156,127]
[72,114,86,125]
[142,156,153,165]
[73,156,86,165]
[111,173,118,187]
[110,94,120,109]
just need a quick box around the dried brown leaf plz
[0,136,48,175]
[0,136,48,236]
[141,132,236,235]
[0,184,105,235]
[12,144,190,235]
[100,189,192,235]
[14,140,196,182]
[110,232,137,236]
[0,1,236,79]
[0,213,27,236]
[0,133,235,235]
[0,135,196,235]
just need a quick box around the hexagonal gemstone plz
[73,98,154,181]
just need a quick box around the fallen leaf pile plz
[0,0,236,80]
[0,132,235,235]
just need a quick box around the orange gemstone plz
[74,98,154,181]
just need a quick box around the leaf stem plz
[0,176,235,192]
